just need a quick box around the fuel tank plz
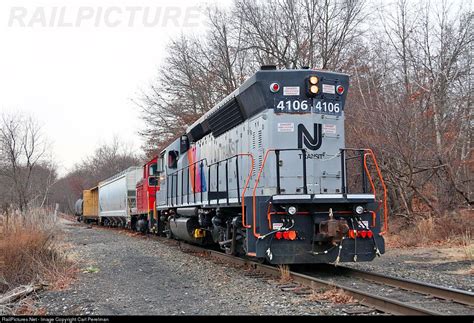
[169,216,211,245]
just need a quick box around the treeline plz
[138,0,473,218]
[0,113,56,212]
[51,137,141,212]
[0,112,141,213]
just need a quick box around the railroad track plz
[173,240,473,316]
[83,222,474,316]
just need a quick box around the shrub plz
[386,209,473,248]
[0,208,75,294]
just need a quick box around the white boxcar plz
[98,166,143,225]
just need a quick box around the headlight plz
[355,206,364,215]
[310,85,319,94]
[287,206,297,215]
[309,76,318,84]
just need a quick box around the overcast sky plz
[0,0,231,176]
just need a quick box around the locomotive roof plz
[186,68,349,137]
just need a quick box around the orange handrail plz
[362,149,388,235]
[266,203,273,229]
[363,154,377,198]
[266,203,311,229]
[252,149,276,238]
[252,148,388,238]
[239,153,255,229]
[369,211,376,228]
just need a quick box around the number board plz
[274,98,342,115]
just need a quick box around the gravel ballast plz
[344,246,473,292]
[38,220,373,315]
[36,219,472,315]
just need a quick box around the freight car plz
[98,167,143,227]
[152,67,388,264]
[82,186,99,224]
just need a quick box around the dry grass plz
[3,295,47,315]
[277,264,291,282]
[308,287,355,304]
[461,231,473,261]
[0,208,77,295]
[387,210,474,248]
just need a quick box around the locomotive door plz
[277,150,307,195]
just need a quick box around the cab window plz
[149,163,158,176]
[168,151,179,169]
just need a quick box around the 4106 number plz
[275,100,341,114]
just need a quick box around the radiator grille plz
[208,98,245,138]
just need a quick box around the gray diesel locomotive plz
[154,66,388,264]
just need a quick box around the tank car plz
[74,198,83,221]
[153,67,388,264]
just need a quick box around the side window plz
[157,155,165,173]
[149,163,157,176]
[180,135,189,154]
[168,150,179,169]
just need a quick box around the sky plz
[1,0,464,177]
[0,0,231,176]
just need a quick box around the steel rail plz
[88,223,472,316]
[334,265,474,307]
[175,243,448,315]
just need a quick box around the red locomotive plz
[132,156,160,233]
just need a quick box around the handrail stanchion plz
[302,149,308,194]
[225,160,229,205]
[175,173,178,206]
[216,162,220,205]
[200,162,204,203]
[193,163,196,203]
[340,149,346,194]
[275,150,281,195]
[236,158,240,204]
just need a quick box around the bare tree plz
[0,112,53,211]
[137,0,472,219]
[234,0,366,69]
[346,0,473,218]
